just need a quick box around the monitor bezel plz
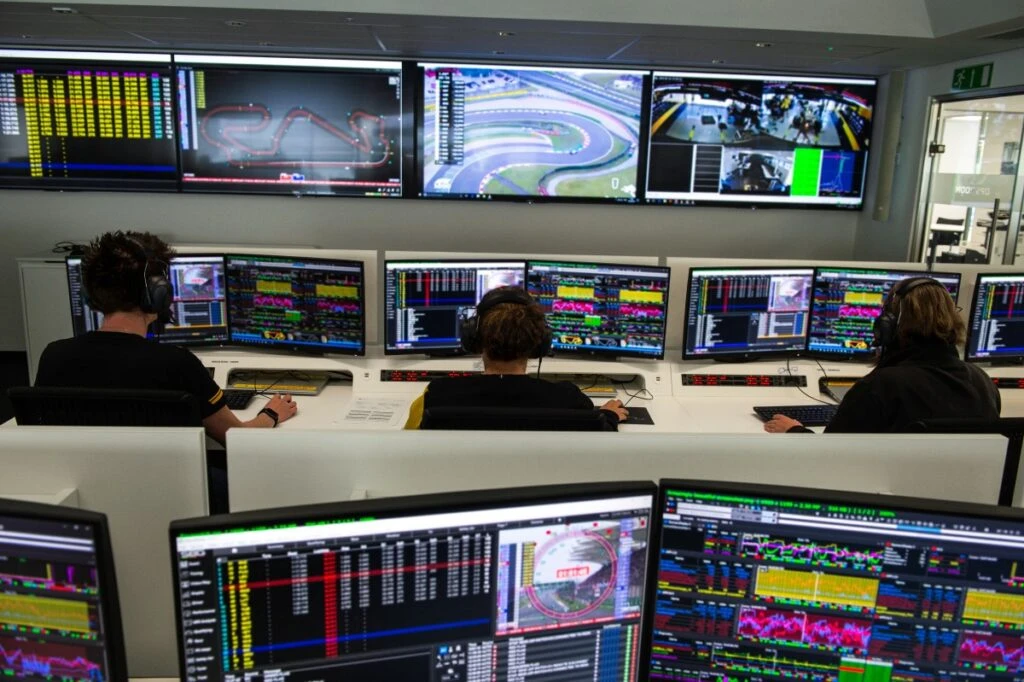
[640,478,1024,681]
[382,258,529,356]
[154,253,229,347]
[416,60,649,206]
[526,259,672,360]
[173,55,405,199]
[224,253,367,356]
[0,496,129,682]
[806,267,962,359]
[642,70,878,211]
[681,265,816,361]
[168,481,658,682]
[0,50,179,193]
[964,271,1024,363]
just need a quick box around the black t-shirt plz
[422,374,619,429]
[35,332,226,419]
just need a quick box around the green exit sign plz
[952,63,993,91]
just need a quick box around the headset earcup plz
[873,311,896,349]
[533,323,553,358]
[147,274,173,316]
[460,313,482,354]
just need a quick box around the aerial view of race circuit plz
[421,65,643,201]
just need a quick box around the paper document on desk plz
[343,397,407,427]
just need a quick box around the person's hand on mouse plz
[763,414,802,433]
[601,399,629,422]
[266,393,299,424]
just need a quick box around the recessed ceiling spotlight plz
[754,41,773,48]
[224,19,247,28]
[51,6,78,14]
[711,58,726,64]
[258,41,275,46]
[497,31,516,38]
[492,49,506,55]
[21,34,34,39]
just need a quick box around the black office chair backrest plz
[907,417,1024,507]
[8,386,202,427]
[421,406,612,431]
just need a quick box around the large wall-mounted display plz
[645,71,876,209]
[419,62,646,203]
[0,49,178,190]
[176,55,403,197]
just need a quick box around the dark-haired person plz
[34,230,297,444]
[404,286,628,429]
[764,277,999,434]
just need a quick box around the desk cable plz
[786,357,838,406]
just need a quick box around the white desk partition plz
[0,427,209,678]
[228,431,1006,512]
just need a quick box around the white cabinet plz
[18,257,71,382]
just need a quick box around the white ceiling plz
[1,1,1023,75]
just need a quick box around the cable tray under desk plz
[681,374,807,387]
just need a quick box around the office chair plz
[8,386,201,427]
[907,417,1024,507]
[421,406,614,431]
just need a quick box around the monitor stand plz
[990,357,1024,367]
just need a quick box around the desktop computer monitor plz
[225,254,365,355]
[526,261,671,359]
[965,272,1024,363]
[808,267,961,357]
[684,266,814,360]
[66,256,105,336]
[67,254,228,345]
[0,497,127,682]
[644,479,1024,682]
[384,260,527,354]
[170,482,655,682]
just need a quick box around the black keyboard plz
[753,404,838,427]
[223,389,256,410]
[622,407,654,425]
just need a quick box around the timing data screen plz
[172,490,654,682]
[0,512,113,682]
[384,260,526,354]
[648,484,1024,682]
[66,256,104,336]
[0,49,178,190]
[966,274,1024,361]
[226,255,365,354]
[421,63,644,202]
[808,269,960,356]
[685,267,813,358]
[527,261,670,358]
[646,71,875,208]
[177,56,402,197]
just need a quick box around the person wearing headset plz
[403,286,629,429]
[34,231,297,444]
[763,276,1000,434]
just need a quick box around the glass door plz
[918,94,1024,265]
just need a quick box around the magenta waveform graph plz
[1,641,103,680]
[619,304,663,318]
[736,606,872,653]
[253,295,294,308]
[552,299,596,314]
[315,300,361,313]
[958,632,1024,671]
[837,305,880,318]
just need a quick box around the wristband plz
[258,407,279,427]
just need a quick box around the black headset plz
[125,236,173,319]
[459,286,552,359]
[872,276,946,350]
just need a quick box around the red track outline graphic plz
[524,529,618,620]
[199,104,391,168]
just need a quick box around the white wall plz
[0,190,859,351]
[855,46,1024,261]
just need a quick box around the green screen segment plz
[792,148,823,197]
[839,658,893,682]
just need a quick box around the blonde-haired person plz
[404,286,627,429]
[764,277,999,434]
